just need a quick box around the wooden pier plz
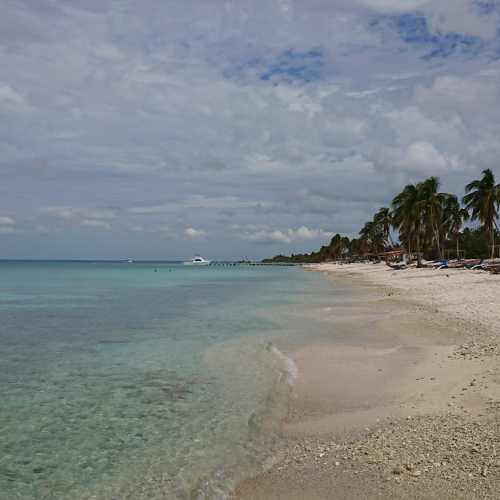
[208,261,298,267]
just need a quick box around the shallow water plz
[0,261,351,499]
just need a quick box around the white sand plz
[306,263,500,334]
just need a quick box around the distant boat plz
[184,256,211,266]
[127,259,134,263]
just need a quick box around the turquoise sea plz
[0,261,349,499]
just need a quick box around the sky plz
[1,0,500,260]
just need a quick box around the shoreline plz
[233,263,500,499]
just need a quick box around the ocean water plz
[0,261,345,500]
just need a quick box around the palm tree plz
[443,195,469,260]
[359,220,385,254]
[419,177,453,260]
[374,207,394,247]
[463,169,500,259]
[392,183,423,266]
[359,221,374,251]
[328,233,351,259]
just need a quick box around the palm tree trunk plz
[387,227,395,248]
[434,224,442,260]
[491,225,495,260]
[456,236,460,260]
[416,227,422,268]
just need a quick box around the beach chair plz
[433,260,448,270]
[464,259,483,270]
[447,261,465,269]
[385,261,407,270]
[487,264,500,274]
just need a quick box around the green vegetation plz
[264,169,500,264]
[463,169,500,259]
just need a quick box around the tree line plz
[263,169,500,265]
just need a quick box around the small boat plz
[184,256,211,266]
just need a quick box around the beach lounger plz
[471,264,486,271]
[486,264,500,274]
[447,262,465,269]
[386,262,407,270]
[433,260,448,270]
[464,259,483,270]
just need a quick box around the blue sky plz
[1,0,500,259]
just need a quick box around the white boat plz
[184,256,211,266]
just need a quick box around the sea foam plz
[266,342,298,385]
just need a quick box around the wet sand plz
[233,264,500,499]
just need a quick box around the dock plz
[208,261,298,267]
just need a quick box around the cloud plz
[0,216,15,234]
[414,75,499,114]
[35,224,52,234]
[184,227,206,240]
[1,1,500,259]
[259,48,326,84]
[45,206,117,219]
[81,219,111,229]
[0,84,25,106]
[80,209,117,220]
[237,225,333,244]
[129,196,273,214]
[45,207,78,218]
[358,0,428,13]
[425,0,500,40]
[0,216,15,226]
[399,141,459,174]
[360,1,500,40]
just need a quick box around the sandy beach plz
[233,264,500,499]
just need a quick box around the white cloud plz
[237,225,332,243]
[129,196,273,214]
[357,0,428,13]
[425,0,499,40]
[184,227,206,239]
[0,84,25,106]
[0,216,15,226]
[359,0,500,39]
[274,86,324,117]
[81,219,111,229]
[321,118,370,147]
[400,141,459,173]
[415,76,499,114]
[35,224,51,234]
[245,154,291,175]
[45,206,78,218]
[0,215,15,234]
[128,204,171,215]
[182,195,273,210]
[45,206,116,219]
[81,209,116,220]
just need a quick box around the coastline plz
[233,263,500,499]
